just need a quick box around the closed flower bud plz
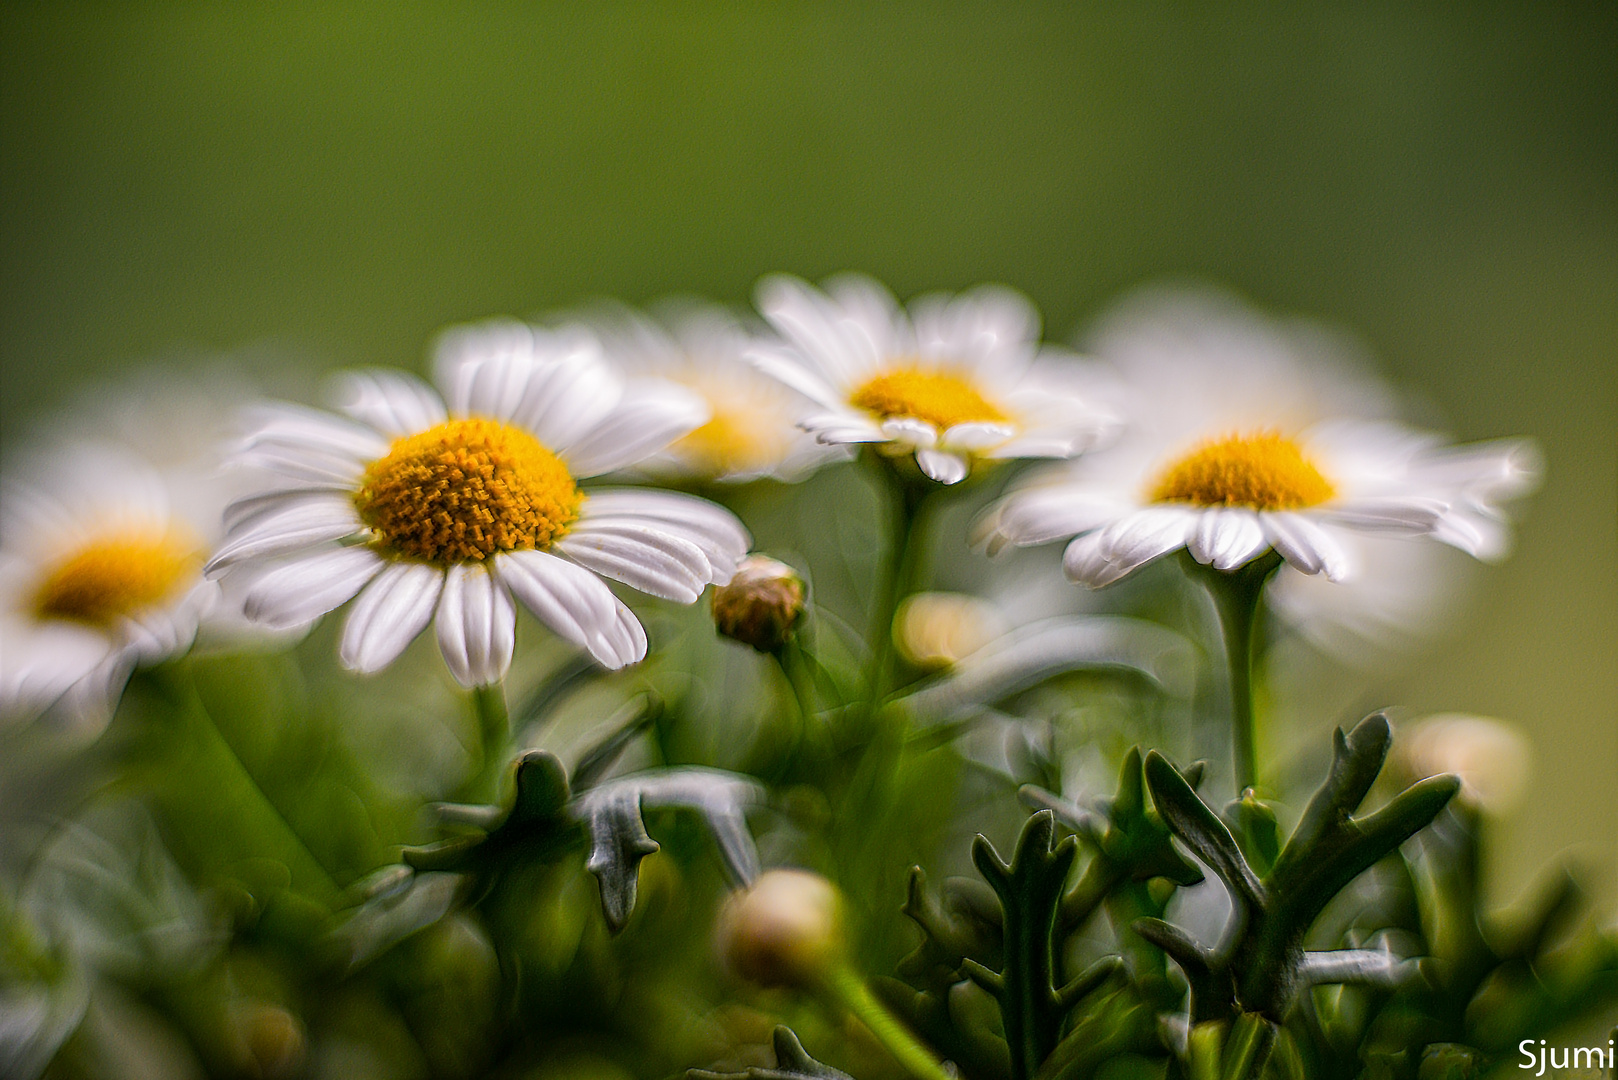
[712,556,806,652]
[232,1002,306,1080]
[716,869,844,988]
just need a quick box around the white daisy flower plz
[582,300,846,483]
[978,287,1540,588]
[748,274,1110,485]
[2,445,216,733]
[207,320,751,686]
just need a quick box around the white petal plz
[746,349,849,411]
[554,522,710,603]
[755,275,893,390]
[435,562,516,687]
[332,369,447,436]
[434,320,537,418]
[799,411,886,445]
[942,422,1016,451]
[340,562,444,673]
[234,441,369,487]
[1321,496,1447,532]
[206,493,362,573]
[1097,508,1194,568]
[495,549,647,669]
[880,417,938,448]
[981,432,1083,460]
[512,348,625,451]
[978,488,1125,549]
[560,386,709,478]
[241,404,390,461]
[916,449,969,485]
[577,489,750,579]
[1263,513,1349,580]
[1062,533,1131,589]
[1187,509,1269,570]
[239,546,384,630]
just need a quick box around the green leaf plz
[689,1026,857,1080]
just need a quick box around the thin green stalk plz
[1185,551,1283,794]
[863,454,937,705]
[456,683,512,804]
[822,963,954,1080]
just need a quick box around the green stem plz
[1185,551,1282,794]
[822,963,954,1080]
[863,453,936,704]
[456,683,511,804]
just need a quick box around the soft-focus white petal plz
[239,546,384,630]
[494,549,647,668]
[434,320,537,419]
[977,488,1126,550]
[746,350,849,411]
[560,385,709,478]
[340,562,444,673]
[1320,496,1447,532]
[332,369,447,436]
[880,417,938,448]
[512,347,626,451]
[916,449,969,485]
[942,422,1016,451]
[206,493,361,573]
[1263,513,1350,580]
[799,412,886,444]
[1062,533,1133,589]
[435,562,516,687]
[1097,507,1194,566]
[1187,508,1269,570]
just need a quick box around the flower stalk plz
[1184,549,1283,794]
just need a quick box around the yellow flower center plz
[354,418,582,564]
[671,399,792,477]
[850,366,1007,431]
[1148,432,1335,510]
[34,532,200,627]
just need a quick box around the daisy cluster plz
[1,277,1536,734]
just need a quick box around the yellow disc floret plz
[1149,432,1335,510]
[34,532,200,627]
[355,418,582,564]
[850,366,1007,431]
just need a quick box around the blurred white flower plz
[893,591,1010,671]
[584,301,847,483]
[749,274,1110,485]
[979,287,1540,590]
[1398,713,1533,816]
[208,320,750,685]
[0,386,247,733]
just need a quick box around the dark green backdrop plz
[3,3,1614,894]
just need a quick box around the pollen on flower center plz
[1149,431,1335,510]
[355,417,582,564]
[34,532,200,627]
[850,366,1007,431]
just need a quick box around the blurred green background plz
[2,4,1614,900]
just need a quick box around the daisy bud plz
[231,1002,306,1080]
[1398,713,1532,817]
[712,556,806,652]
[716,869,845,988]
